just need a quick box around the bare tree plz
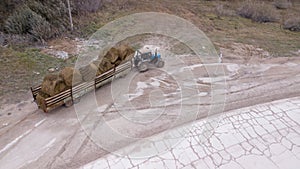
[66,0,73,31]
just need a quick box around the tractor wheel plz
[156,60,165,68]
[138,62,148,72]
[134,59,139,67]
[65,98,80,107]
[151,57,158,64]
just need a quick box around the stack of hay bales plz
[79,63,98,82]
[96,45,135,74]
[36,45,135,108]
[36,92,49,111]
[41,73,68,97]
[60,67,82,86]
[98,57,113,74]
[40,67,83,96]
[118,44,135,61]
[105,47,120,64]
[36,67,83,108]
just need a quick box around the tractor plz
[133,48,165,72]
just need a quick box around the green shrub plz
[237,1,279,23]
[5,5,55,41]
[274,0,292,9]
[4,6,33,34]
[27,0,68,31]
[283,17,300,31]
[4,0,70,41]
[29,12,52,41]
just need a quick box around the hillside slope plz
[0,0,299,101]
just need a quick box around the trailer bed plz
[31,60,132,112]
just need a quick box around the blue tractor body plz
[133,49,165,72]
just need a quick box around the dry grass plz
[237,1,279,23]
[0,47,68,97]
[215,4,236,17]
[283,16,300,31]
[274,0,292,9]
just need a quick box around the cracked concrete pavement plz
[82,97,300,169]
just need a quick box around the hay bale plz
[92,59,102,68]
[104,47,119,63]
[92,60,104,76]
[96,69,104,76]
[59,67,83,87]
[114,59,123,66]
[41,73,67,96]
[36,92,49,111]
[118,45,135,60]
[95,45,134,75]
[79,63,98,82]
[99,57,114,73]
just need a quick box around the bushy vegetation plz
[73,0,104,13]
[3,0,70,41]
[283,17,300,31]
[2,0,105,42]
[215,4,236,17]
[274,0,292,9]
[1,0,299,43]
[4,6,33,35]
[4,5,52,41]
[237,1,279,23]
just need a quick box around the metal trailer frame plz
[31,60,132,113]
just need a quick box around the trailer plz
[31,60,132,113]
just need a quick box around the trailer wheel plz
[73,98,80,104]
[64,100,74,107]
